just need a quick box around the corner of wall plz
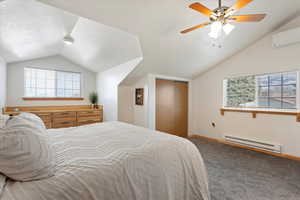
[97,57,143,121]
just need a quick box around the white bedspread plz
[0,122,210,200]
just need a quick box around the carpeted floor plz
[189,138,300,200]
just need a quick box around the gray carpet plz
[189,138,300,200]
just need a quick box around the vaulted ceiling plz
[37,0,300,84]
[61,18,142,72]
[0,0,77,62]
[0,0,142,72]
[1,0,300,84]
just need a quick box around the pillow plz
[0,174,6,194]
[0,116,55,181]
[19,112,46,130]
[0,114,10,128]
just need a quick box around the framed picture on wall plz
[135,88,144,105]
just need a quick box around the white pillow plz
[19,112,46,130]
[0,174,6,194]
[0,114,10,128]
[0,116,55,181]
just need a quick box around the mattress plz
[0,121,210,200]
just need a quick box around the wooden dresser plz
[2,105,103,129]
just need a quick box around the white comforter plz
[0,122,210,200]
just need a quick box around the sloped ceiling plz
[61,18,142,72]
[38,0,300,84]
[0,0,142,73]
[0,0,77,63]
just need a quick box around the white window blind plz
[24,68,81,98]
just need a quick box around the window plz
[24,68,81,98]
[224,71,297,109]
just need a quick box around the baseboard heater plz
[224,135,282,153]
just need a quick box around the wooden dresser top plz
[2,105,103,115]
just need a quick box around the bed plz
[0,121,210,200]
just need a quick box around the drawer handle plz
[81,111,94,114]
[58,112,75,115]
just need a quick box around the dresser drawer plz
[52,111,76,128]
[77,111,101,117]
[78,115,101,122]
[77,110,102,122]
[53,116,76,124]
[53,111,76,118]
[52,121,76,129]
[77,120,101,127]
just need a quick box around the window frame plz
[23,67,83,100]
[223,71,299,111]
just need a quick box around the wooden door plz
[174,81,188,137]
[156,79,176,135]
[156,79,188,137]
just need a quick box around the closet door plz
[174,81,188,137]
[156,79,188,137]
[156,79,176,135]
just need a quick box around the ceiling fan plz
[181,0,266,38]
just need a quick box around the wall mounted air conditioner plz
[272,27,300,48]
[224,135,282,153]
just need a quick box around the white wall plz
[97,57,142,121]
[191,16,300,157]
[0,57,7,109]
[7,55,96,106]
[118,76,149,128]
[118,76,149,127]
[120,74,191,130]
[118,86,134,123]
[132,76,149,128]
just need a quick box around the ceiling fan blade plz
[226,0,253,15]
[189,3,213,17]
[181,22,211,34]
[229,14,266,22]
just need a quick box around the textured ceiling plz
[0,0,78,63]
[0,0,142,73]
[37,0,300,84]
[61,18,142,72]
[1,0,300,82]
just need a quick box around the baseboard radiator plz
[224,135,282,153]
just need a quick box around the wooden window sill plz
[220,108,300,122]
[23,97,84,101]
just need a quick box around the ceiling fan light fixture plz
[208,30,218,39]
[63,35,74,45]
[181,0,266,35]
[223,23,235,35]
[209,21,222,39]
[225,9,235,17]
